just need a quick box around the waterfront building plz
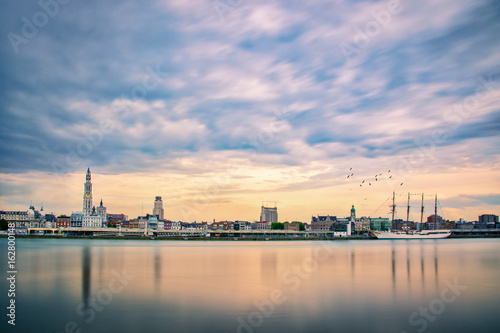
[370,217,391,231]
[0,210,30,222]
[210,221,234,231]
[477,214,499,229]
[163,221,182,230]
[82,207,103,228]
[148,215,158,230]
[330,221,351,237]
[82,168,93,216]
[393,219,405,230]
[157,219,165,231]
[137,217,148,229]
[107,213,128,226]
[70,212,83,227]
[183,222,208,231]
[56,216,70,228]
[44,213,56,228]
[234,221,251,231]
[153,196,164,220]
[253,221,271,230]
[2,205,55,229]
[311,215,336,231]
[260,205,278,224]
[284,221,301,231]
[425,214,444,230]
[354,217,371,233]
[479,214,499,223]
[456,222,474,230]
[128,219,139,228]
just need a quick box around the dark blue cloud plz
[0,0,499,175]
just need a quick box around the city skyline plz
[0,1,499,222]
[1,167,498,223]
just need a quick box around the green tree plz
[271,222,284,230]
[299,223,305,231]
[0,218,8,231]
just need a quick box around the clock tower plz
[82,168,93,216]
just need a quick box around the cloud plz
[0,0,499,220]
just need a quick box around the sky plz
[0,0,499,222]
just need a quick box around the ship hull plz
[376,230,451,239]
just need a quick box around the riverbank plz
[2,233,499,240]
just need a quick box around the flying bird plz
[362,180,365,184]
[350,167,352,170]
[400,182,404,186]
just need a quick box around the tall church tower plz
[82,168,93,216]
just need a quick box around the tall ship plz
[375,192,451,240]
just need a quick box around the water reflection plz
[434,243,439,287]
[260,250,277,283]
[391,245,396,291]
[10,239,500,333]
[350,248,356,280]
[421,244,425,288]
[406,245,411,293]
[82,246,91,309]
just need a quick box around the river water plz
[1,238,499,333]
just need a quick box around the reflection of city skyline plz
[389,243,440,296]
[69,240,494,316]
[82,246,91,309]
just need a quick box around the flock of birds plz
[346,167,404,191]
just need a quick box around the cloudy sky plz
[0,0,499,222]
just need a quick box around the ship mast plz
[434,194,438,230]
[406,192,410,230]
[420,193,424,231]
[391,191,396,231]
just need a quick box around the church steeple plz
[82,168,93,215]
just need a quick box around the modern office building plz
[478,214,499,223]
[260,205,278,223]
[370,217,392,231]
[153,196,164,220]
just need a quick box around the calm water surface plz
[1,238,499,333]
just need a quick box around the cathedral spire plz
[83,168,93,215]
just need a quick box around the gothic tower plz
[82,168,93,216]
